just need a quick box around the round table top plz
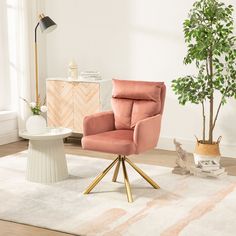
[19,127,72,140]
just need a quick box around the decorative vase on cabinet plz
[46,78,112,133]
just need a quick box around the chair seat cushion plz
[82,130,136,156]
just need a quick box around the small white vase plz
[26,115,47,134]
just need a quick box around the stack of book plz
[79,71,102,80]
[190,160,227,178]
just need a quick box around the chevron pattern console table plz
[46,78,112,133]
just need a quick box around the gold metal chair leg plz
[125,157,160,189]
[112,155,121,182]
[121,157,133,203]
[84,157,119,194]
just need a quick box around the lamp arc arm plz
[34,22,40,104]
[34,22,39,43]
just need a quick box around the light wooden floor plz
[0,139,236,236]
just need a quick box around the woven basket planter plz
[193,137,221,165]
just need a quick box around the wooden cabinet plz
[46,78,112,133]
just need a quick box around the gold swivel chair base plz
[83,155,160,203]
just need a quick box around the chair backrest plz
[111,79,166,130]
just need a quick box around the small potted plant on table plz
[172,0,236,164]
[21,97,48,134]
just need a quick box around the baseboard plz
[0,129,20,145]
[158,136,236,159]
[0,111,19,145]
[0,110,17,121]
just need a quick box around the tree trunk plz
[201,102,206,142]
[209,50,214,144]
[209,95,214,143]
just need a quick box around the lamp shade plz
[39,15,57,33]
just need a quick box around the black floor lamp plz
[34,13,57,105]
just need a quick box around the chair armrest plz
[83,111,115,136]
[134,114,162,153]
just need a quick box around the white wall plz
[44,0,236,157]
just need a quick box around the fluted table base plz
[27,139,68,183]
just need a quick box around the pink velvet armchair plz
[82,79,166,202]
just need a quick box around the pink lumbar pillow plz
[112,79,162,102]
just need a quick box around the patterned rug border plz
[0,218,81,236]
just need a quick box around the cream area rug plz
[0,152,236,236]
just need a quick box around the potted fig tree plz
[172,0,236,164]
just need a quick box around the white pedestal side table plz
[20,128,72,183]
